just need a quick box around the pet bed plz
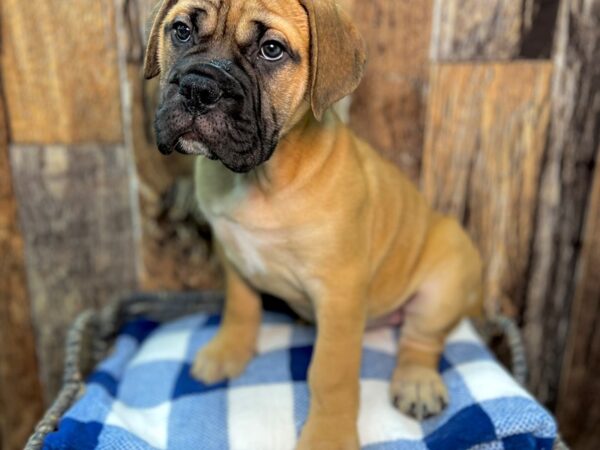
[26,292,564,450]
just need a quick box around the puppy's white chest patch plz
[213,219,269,276]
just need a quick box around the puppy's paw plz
[390,365,448,420]
[191,337,254,384]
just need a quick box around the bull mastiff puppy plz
[144,0,483,448]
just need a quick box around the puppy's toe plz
[390,365,448,421]
[191,338,253,384]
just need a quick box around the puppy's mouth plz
[175,138,217,158]
[160,132,218,160]
[155,114,274,173]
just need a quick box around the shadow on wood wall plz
[0,0,598,449]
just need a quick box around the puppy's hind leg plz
[391,218,482,420]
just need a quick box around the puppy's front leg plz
[297,286,366,450]
[192,253,261,383]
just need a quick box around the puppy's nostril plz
[199,84,221,105]
[179,74,222,107]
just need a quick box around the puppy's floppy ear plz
[144,0,178,79]
[300,0,367,120]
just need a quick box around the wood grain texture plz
[0,82,44,450]
[557,154,600,449]
[523,0,600,409]
[422,62,553,318]
[348,0,433,182]
[0,0,123,144]
[431,0,560,61]
[10,144,139,400]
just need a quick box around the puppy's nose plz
[179,74,222,107]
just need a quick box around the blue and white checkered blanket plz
[44,311,557,450]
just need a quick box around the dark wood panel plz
[557,156,600,450]
[10,144,139,399]
[0,0,123,143]
[348,0,434,182]
[431,0,560,61]
[551,1,600,446]
[0,80,44,450]
[523,0,600,410]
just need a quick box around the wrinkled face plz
[151,0,311,173]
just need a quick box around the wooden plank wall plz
[1,0,124,143]
[430,0,559,60]
[348,0,434,181]
[0,80,44,450]
[10,145,139,398]
[551,0,600,446]
[0,1,140,438]
[523,0,600,411]
[422,63,553,317]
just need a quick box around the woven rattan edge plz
[24,291,224,450]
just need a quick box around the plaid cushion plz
[44,312,557,450]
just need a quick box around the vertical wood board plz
[10,144,139,399]
[523,0,600,408]
[1,0,123,143]
[422,62,553,318]
[0,82,44,450]
[431,0,560,61]
[348,0,434,181]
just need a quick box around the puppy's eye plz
[173,22,191,43]
[260,41,285,61]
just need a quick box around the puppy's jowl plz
[145,0,483,448]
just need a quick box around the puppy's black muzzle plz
[156,58,275,172]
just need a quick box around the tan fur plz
[146,1,483,448]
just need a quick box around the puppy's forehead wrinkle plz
[166,0,308,50]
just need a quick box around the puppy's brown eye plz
[260,41,285,61]
[173,22,191,43]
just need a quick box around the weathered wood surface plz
[348,0,434,182]
[557,154,600,449]
[0,82,44,450]
[422,62,553,318]
[523,0,600,410]
[0,0,123,143]
[431,0,560,61]
[10,145,139,400]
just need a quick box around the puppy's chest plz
[212,218,281,275]
[211,217,307,299]
[197,184,306,299]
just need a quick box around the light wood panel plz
[1,0,123,143]
[422,62,553,318]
